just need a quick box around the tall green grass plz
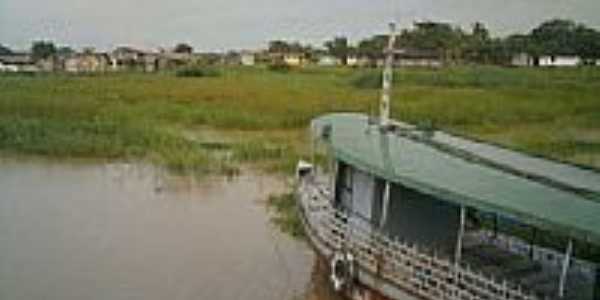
[0,66,599,171]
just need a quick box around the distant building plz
[346,55,359,67]
[36,56,59,72]
[240,51,256,66]
[222,51,242,65]
[111,46,146,70]
[64,53,110,73]
[0,53,38,72]
[317,55,340,66]
[512,53,583,67]
[511,53,534,67]
[283,53,306,66]
[194,52,222,65]
[538,55,581,67]
[394,48,443,68]
[143,54,160,72]
[161,52,194,68]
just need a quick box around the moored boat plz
[296,23,600,300]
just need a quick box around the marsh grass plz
[1,66,599,171]
[266,192,305,238]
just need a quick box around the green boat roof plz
[312,113,600,243]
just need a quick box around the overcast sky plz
[1,0,599,52]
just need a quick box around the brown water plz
[0,159,337,300]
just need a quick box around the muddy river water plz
[0,159,339,300]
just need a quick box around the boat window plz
[382,182,460,254]
[371,178,386,227]
[334,161,352,211]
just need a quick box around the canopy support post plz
[594,265,600,300]
[379,181,391,229]
[530,227,537,260]
[493,214,498,238]
[558,239,573,298]
[455,206,466,266]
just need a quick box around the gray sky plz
[1,0,599,52]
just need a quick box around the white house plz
[538,55,581,67]
[0,61,18,72]
[0,54,38,72]
[395,48,443,68]
[346,55,359,67]
[283,53,305,66]
[240,52,256,66]
[511,53,534,67]
[317,55,340,66]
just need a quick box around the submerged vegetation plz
[0,66,599,173]
[267,192,305,238]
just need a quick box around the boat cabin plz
[299,113,600,300]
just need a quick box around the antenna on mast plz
[380,22,397,128]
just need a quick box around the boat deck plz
[298,177,541,300]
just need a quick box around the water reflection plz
[0,159,338,300]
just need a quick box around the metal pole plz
[558,239,573,298]
[529,227,537,260]
[493,214,498,238]
[379,181,391,229]
[455,206,466,266]
[594,265,600,300]
[380,22,397,127]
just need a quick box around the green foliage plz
[31,40,57,60]
[268,40,307,53]
[173,43,193,54]
[324,36,352,64]
[267,61,291,72]
[0,44,12,55]
[354,18,600,64]
[175,67,220,77]
[350,71,381,89]
[0,67,599,172]
[267,192,305,238]
[56,46,74,56]
[357,35,387,59]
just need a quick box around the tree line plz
[2,18,598,66]
[268,19,600,65]
[0,42,195,61]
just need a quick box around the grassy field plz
[1,66,599,173]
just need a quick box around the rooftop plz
[312,113,600,243]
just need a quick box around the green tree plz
[357,35,388,60]
[465,22,492,63]
[574,25,600,61]
[31,41,57,60]
[399,22,466,62]
[56,46,74,56]
[0,44,12,55]
[174,43,193,54]
[530,19,578,55]
[324,36,350,64]
[268,40,291,53]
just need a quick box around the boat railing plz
[297,178,539,300]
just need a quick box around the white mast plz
[380,22,397,127]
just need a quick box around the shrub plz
[267,61,291,73]
[350,71,381,89]
[175,67,220,78]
